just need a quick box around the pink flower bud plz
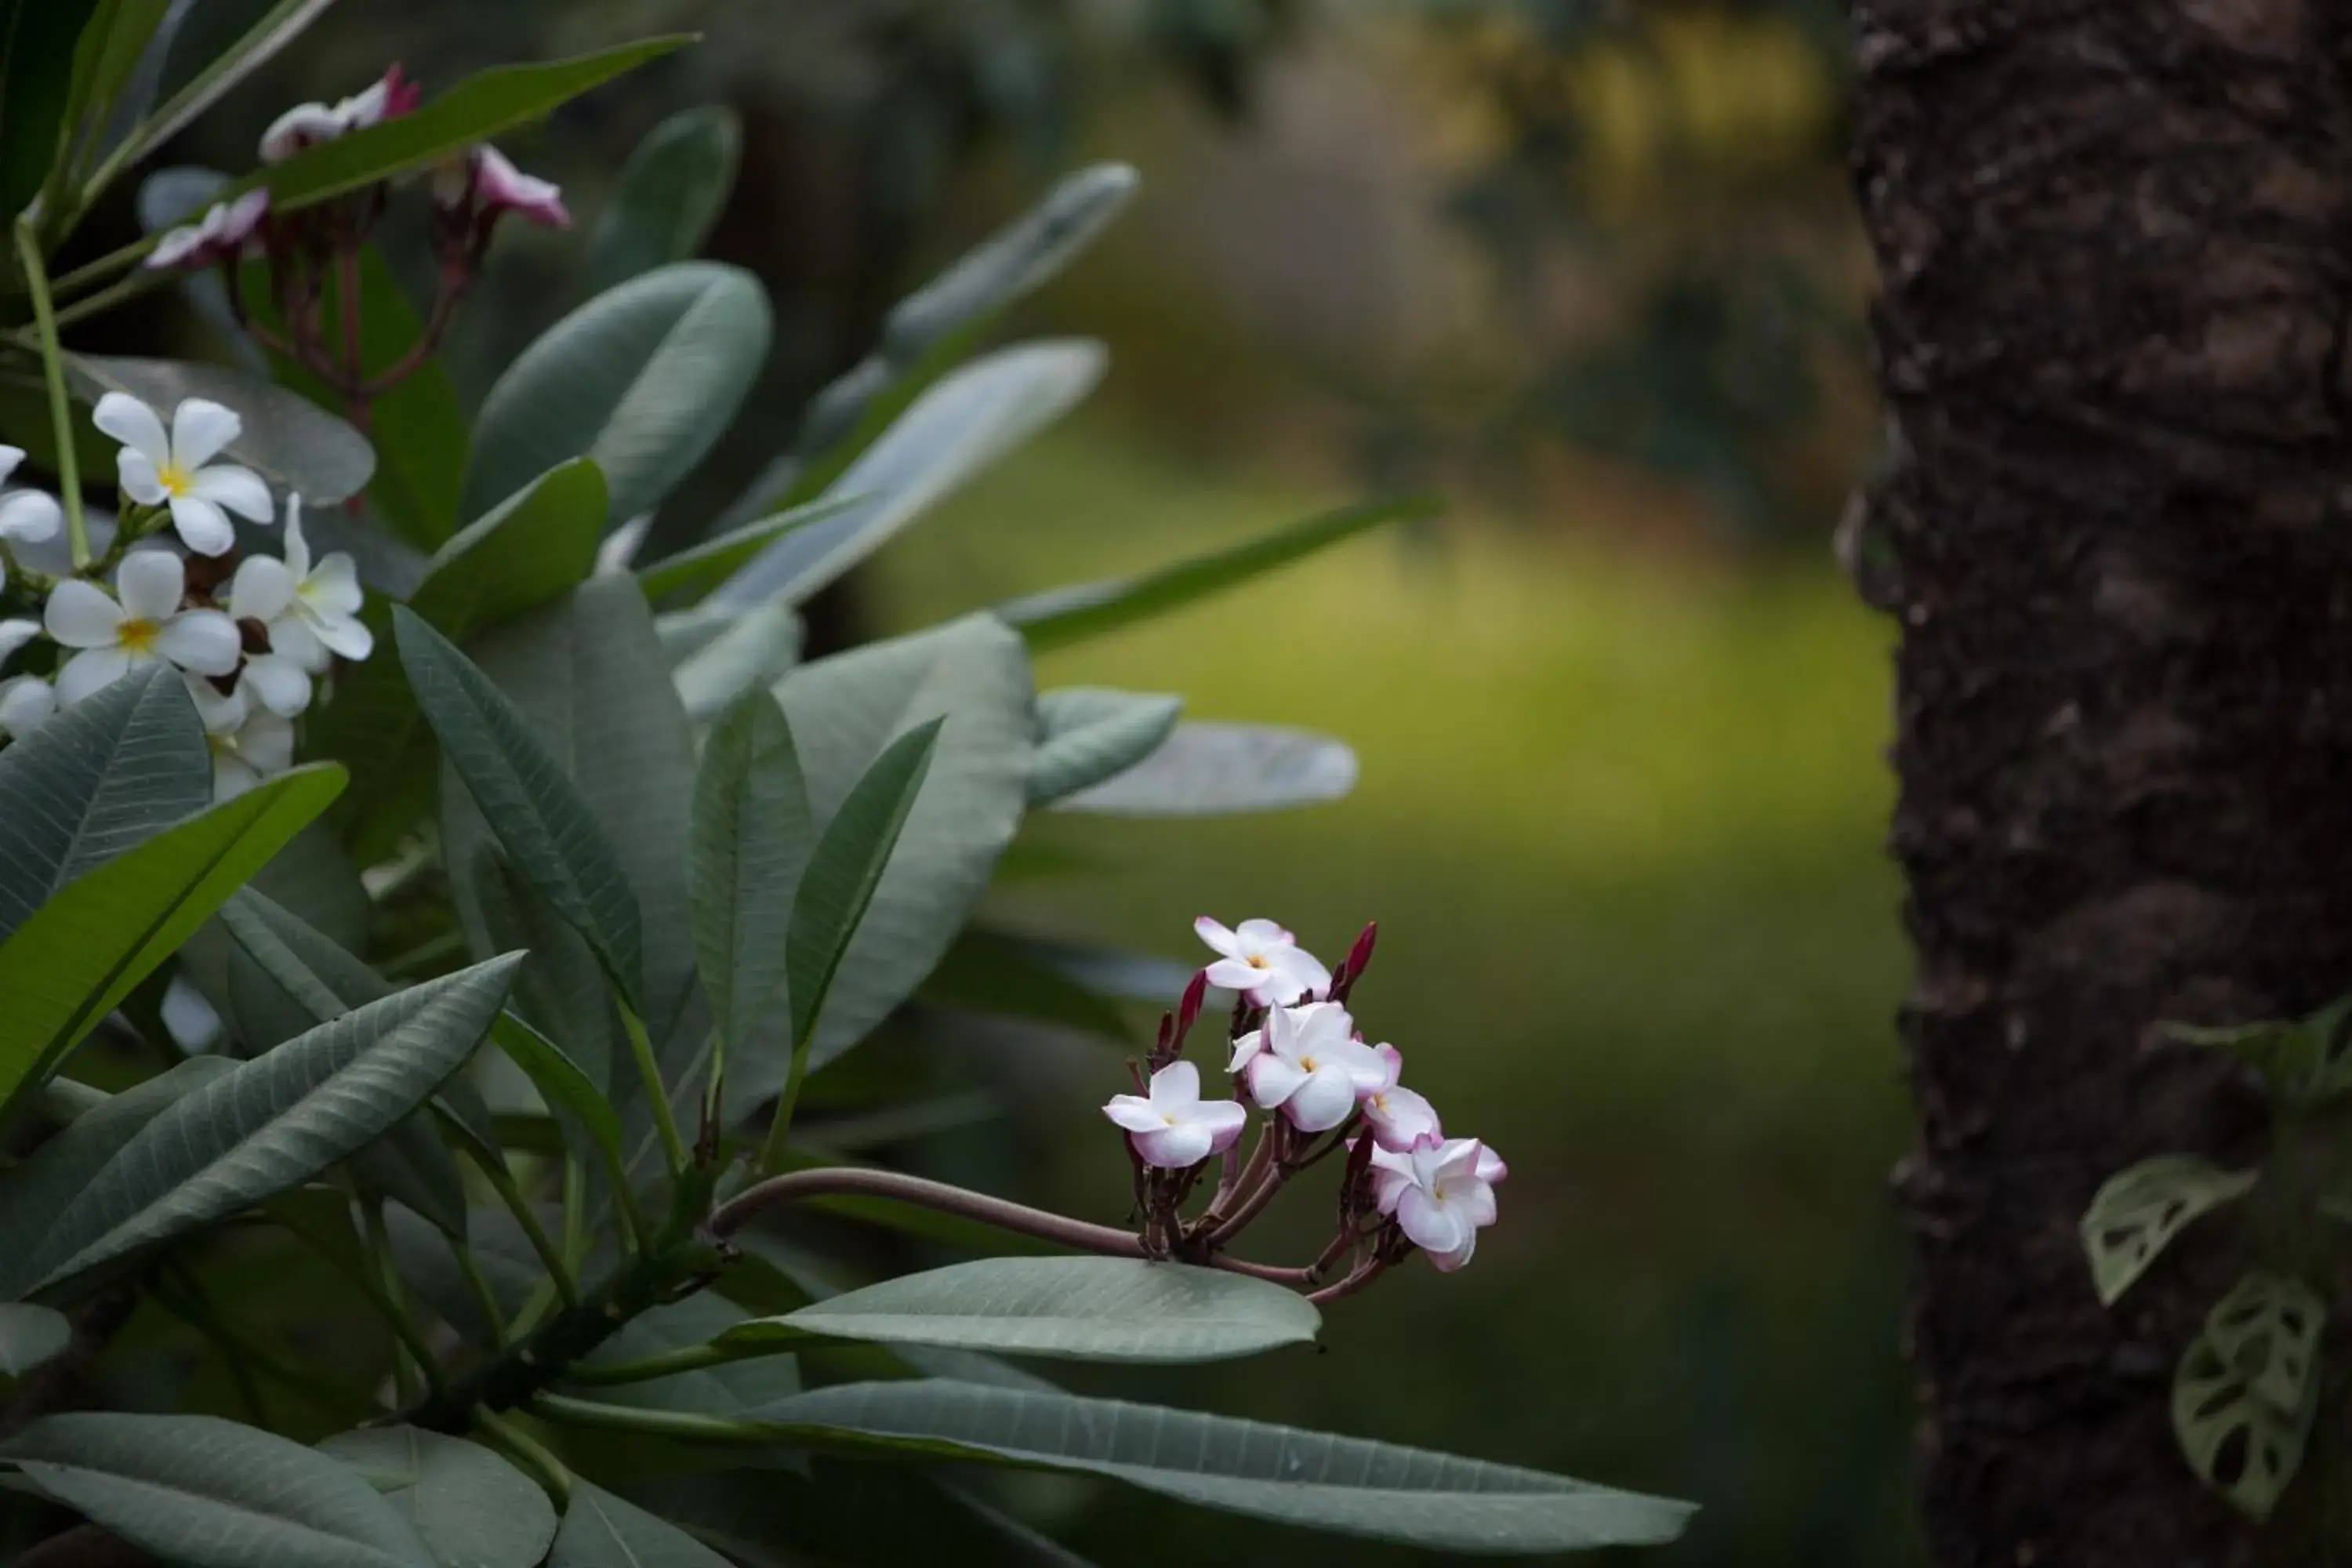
[146,191,270,272]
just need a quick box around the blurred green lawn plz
[870,414,1918,1566]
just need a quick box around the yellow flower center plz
[117,619,161,655]
[1300,1054,1319,1073]
[157,463,193,499]
[1245,954,1270,969]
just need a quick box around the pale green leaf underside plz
[2081,1154,2258,1307]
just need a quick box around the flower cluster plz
[1101,917,1507,1294]
[0,395,371,800]
[146,67,568,420]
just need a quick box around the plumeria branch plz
[11,217,89,568]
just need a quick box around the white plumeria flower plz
[161,972,224,1051]
[1359,1044,1443,1152]
[259,67,415,162]
[147,190,270,271]
[0,616,39,664]
[227,499,370,715]
[1102,1060,1249,1171]
[434,144,571,229]
[1227,1000,1388,1133]
[194,678,292,800]
[0,675,54,738]
[96,394,273,557]
[1368,1136,1506,1272]
[1195,916,1331,1006]
[44,551,240,705]
[0,445,61,544]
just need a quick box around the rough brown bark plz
[1849,2,2352,1564]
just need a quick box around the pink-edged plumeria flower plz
[259,66,420,162]
[1195,916,1331,1006]
[0,675,53,738]
[1359,1044,1443,1151]
[227,498,370,715]
[44,551,240,705]
[0,446,61,544]
[1368,1136,1507,1272]
[439,144,570,228]
[1102,1060,1248,1170]
[96,394,274,557]
[146,191,270,272]
[1228,1000,1388,1133]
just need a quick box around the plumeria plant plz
[0,5,1693,1566]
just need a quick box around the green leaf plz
[729,1258,1319,1364]
[2081,1155,2259,1307]
[552,1480,732,1568]
[9,953,520,1298]
[673,602,801,722]
[320,1427,558,1568]
[0,0,100,220]
[1053,723,1356,816]
[635,495,858,607]
[263,38,691,212]
[0,764,345,1124]
[691,690,812,1073]
[768,615,1033,1077]
[1028,688,1180,805]
[67,354,375,503]
[487,1009,630,1203]
[245,246,468,547]
[468,848,615,1103]
[2174,1273,2325,1521]
[0,1301,69,1376]
[397,606,644,1006]
[2168,1001,2352,1103]
[315,459,608,864]
[1002,495,1436,653]
[916,928,1132,1042]
[59,0,170,183]
[568,1291,800,1424]
[586,104,741,294]
[4,1411,434,1567]
[0,1058,233,1294]
[0,663,209,945]
[710,342,1104,611]
[753,1381,1694,1553]
[637,1468,1099,1568]
[465,262,772,530]
[786,720,942,1057]
[120,0,339,172]
[715,163,1136,529]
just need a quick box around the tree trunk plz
[1849,2,2352,1564]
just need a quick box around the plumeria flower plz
[1359,1044,1443,1151]
[160,973,224,1051]
[0,445,61,544]
[1368,1136,1507,1272]
[97,393,273,556]
[0,675,53,738]
[1195,916,1331,1007]
[146,191,270,272]
[44,551,240,705]
[259,65,419,162]
[227,499,370,714]
[194,680,293,800]
[1102,1060,1249,1171]
[1227,1000,1388,1133]
[0,617,39,665]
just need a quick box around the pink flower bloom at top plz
[1227,1001,1387,1133]
[259,65,420,163]
[1102,1061,1247,1171]
[434,145,571,235]
[1367,1136,1505,1272]
[1195,916,1330,1006]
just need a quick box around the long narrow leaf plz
[691,690,812,1074]
[119,0,339,170]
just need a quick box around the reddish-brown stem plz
[708,1167,1313,1287]
[1202,1123,1291,1247]
[360,272,468,397]
[218,261,296,360]
[1306,1255,1391,1306]
[335,248,371,436]
[1194,1117,1279,1240]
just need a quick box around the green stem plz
[471,1410,572,1508]
[560,1339,775,1387]
[361,1196,438,1402]
[450,1237,512,1351]
[263,1208,445,1383]
[149,1275,366,1418]
[46,269,167,336]
[527,1391,770,1446]
[620,1000,688,1178]
[464,1148,579,1311]
[12,219,87,569]
[49,230,155,297]
[754,1034,816,1176]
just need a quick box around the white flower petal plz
[115,448,169,506]
[93,392,169,466]
[270,615,329,672]
[56,647,132,706]
[228,553,297,622]
[1195,1099,1249,1155]
[299,550,364,615]
[1225,1028,1266,1074]
[1269,946,1332,1000]
[1102,1096,1167,1134]
[0,676,55,737]
[234,710,295,773]
[43,579,125,647]
[1244,1053,1306,1111]
[1397,1187,1472,1259]
[185,673,246,733]
[280,497,312,579]
[154,609,241,676]
[1234,918,1291,948]
[213,751,261,800]
[187,462,270,521]
[160,974,223,1050]
[0,445,21,485]
[1132,1121,1214,1171]
[0,490,61,543]
[238,653,311,717]
[260,102,339,162]
[115,550,187,622]
[1202,956,1267,993]
[0,618,40,663]
[1147,1059,1203,1111]
[1192,916,1240,958]
[1425,1229,1479,1273]
[1283,1065,1360,1133]
[169,495,236,556]
[307,611,372,663]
